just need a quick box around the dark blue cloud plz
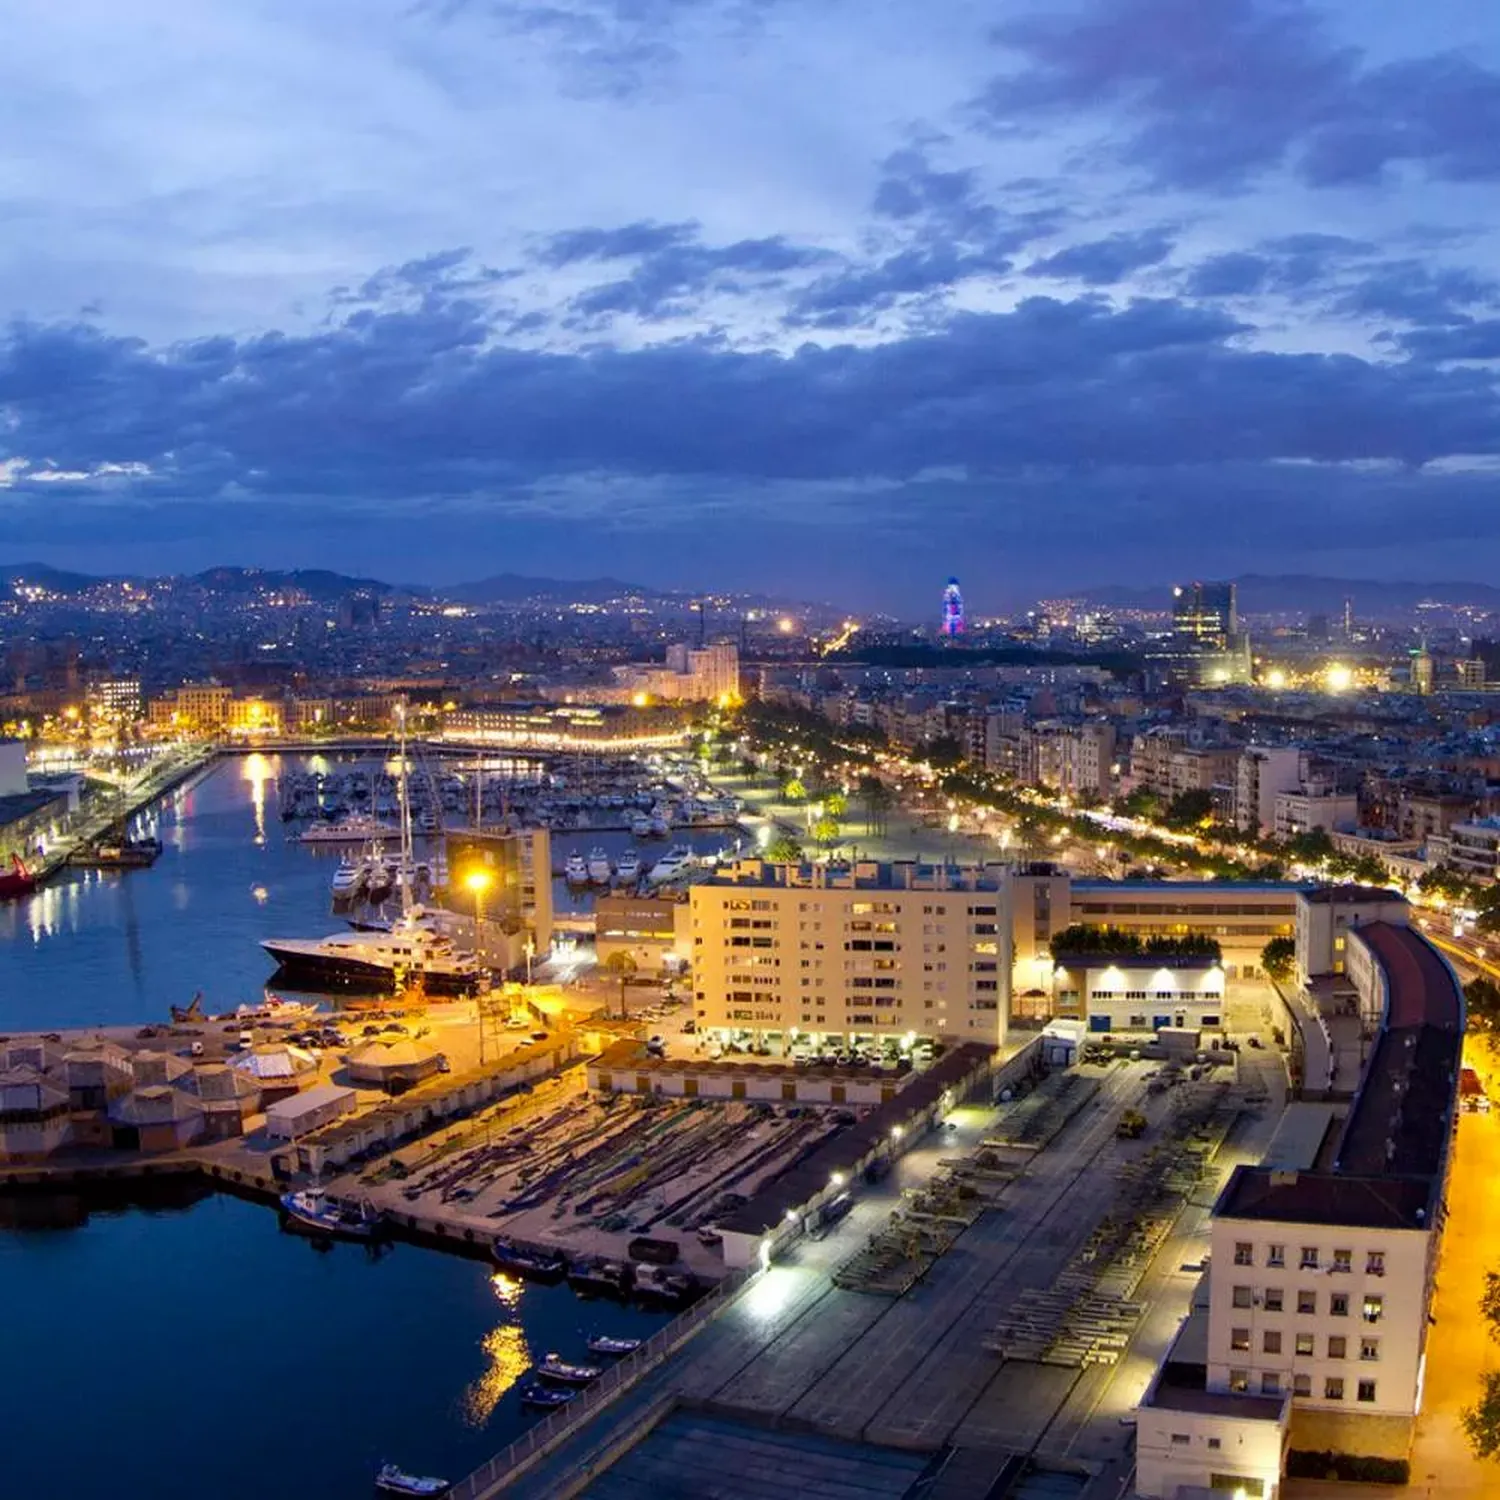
[1399,321,1500,362]
[981,0,1500,191]
[538,221,698,267]
[1028,229,1175,286]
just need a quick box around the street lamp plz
[465,868,493,960]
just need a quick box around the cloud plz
[1028,229,1175,287]
[980,0,1500,191]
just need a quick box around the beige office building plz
[689,858,1011,1049]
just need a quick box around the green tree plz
[602,949,637,1019]
[858,775,893,836]
[1119,787,1163,821]
[782,777,807,804]
[1351,854,1392,886]
[919,734,965,769]
[812,815,840,848]
[1261,935,1296,984]
[1162,789,1215,828]
[764,832,804,863]
[1466,977,1500,1035]
[1482,1271,1500,1341]
[1462,1371,1500,1459]
[824,791,848,820]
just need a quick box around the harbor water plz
[0,752,725,1495]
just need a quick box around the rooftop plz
[702,858,1008,893]
[1299,884,1408,906]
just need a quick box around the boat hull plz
[264,944,480,996]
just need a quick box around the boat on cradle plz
[0,854,37,900]
[631,1263,700,1309]
[280,1187,383,1240]
[519,1381,578,1411]
[586,847,612,884]
[493,1236,567,1282]
[585,1333,641,1357]
[646,845,694,885]
[563,851,589,885]
[567,1257,633,1298]
[375,1463,451,1497]
[298,815,399,845]
[536,1354,604,1386]
[261,917,483,996]
[613,850,641,884]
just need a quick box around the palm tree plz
[765,832,804,862]
[602,950,638,1019]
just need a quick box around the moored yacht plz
[614,850,641,884]
[262,917,483,995]
[564,851,589,884]
[298,814,398,845]
[586,847,612,884]
[646,845,694,885]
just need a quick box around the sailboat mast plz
[397,701,414,918]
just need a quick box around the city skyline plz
[2,0,1500,601]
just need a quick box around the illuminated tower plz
[941,578,965,637]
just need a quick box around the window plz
[1327,1336,1346,1360]
[1363,1295,1384,1324]
[1330,1293,1348,1318]
[1264,1288,1284,1312]
[1332,1249,1352,1274]
[1261,1373,1281,1395]
[1300,1246,1319,1270]
[1361,1338,1380,1362]
[1358,1380,1377,1403]
[1267,1244,1285,1268]
[1229,1370,1249,1392]
[1170,1433,1190,1446]
[1206,1437,1222,1451]
[1234,1241,1254,1266]
[1295,1333,1315,1357]
[1325,1377,1345,1401]
[1232,1285,1253,1308]
[1231,1328,1251,1351]
[1293,1373,1312,1397]
[1298,1291,1317,1315]
[1366,1251,1386,1276]
[1263,1330,1282,1354]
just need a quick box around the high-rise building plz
[1172,581,1237,648]
[940,578,964,637]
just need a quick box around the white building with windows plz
[1047,950,1226,1036]
[688,858,1011,1048]
[1136,920,1462,1497]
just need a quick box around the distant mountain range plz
[1077,574,1500,616]
[0,563,710,607]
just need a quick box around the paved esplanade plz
[496,1054,1289,1500]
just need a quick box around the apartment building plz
[1272,787,1359,840]
[1137,919,1462,1496]
[689,859,1011,1048]
[1444,817,1500,882]
[1294,886,1410,990]
[1235,747,1303,836]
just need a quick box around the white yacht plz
[262,918,483,995]
[298,815,398,845]
[330,857,364,901]
[564,851,589,884]
[647,845,694,885]
[629,814,653,839]
[586,847,612,884]
[614,850,641,884]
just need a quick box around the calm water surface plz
[0,753,671,1496]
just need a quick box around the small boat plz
[567,1257,633,1298]
[536,1354,603,1386]
[629,814,652,839]
[280,1187,382,1240]
[586,1333,642,1357]
[648,815,670,838]
[563,851,589,885]
[0,854,37,900]
[298,815,399,845]
[632,1264,700,1308]
[375,1463,451,1497]
[614,850,641,884]
[68,837,163,869]
[493,1236,567,1282]
[586,847,612,884]
[519,1380,577,1410]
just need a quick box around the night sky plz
[3,0,1499,610]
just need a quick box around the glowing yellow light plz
[1326,664,1353,693]
[631,691,650,708]
[778,617,795,634]
[465,869,494,894]
[1266,668,1287,690]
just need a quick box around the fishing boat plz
[586,847,612,884]
[280,1187,383,1240]
[563,851,589,885]
[535,1354,603,1386]
[613,850,641,884]
[631,1263,700,1308]
[493,1236,567,1282]
[567,1257,633,1298]
[0,854,37,900]
[519,1380,577,1410]
[375,1463,451,1497]
[585,1333,642,1357]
